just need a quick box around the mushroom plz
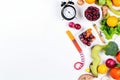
[77,0,84,5]
[78,74,94,80]
[101,5,109,17]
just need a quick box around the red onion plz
[105,58,116,68]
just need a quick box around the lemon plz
[107,16,118,27]
[98,64,108,74]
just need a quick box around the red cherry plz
[68,22,75,28]
[74,24,81,30]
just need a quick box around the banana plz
[106,0,120,16]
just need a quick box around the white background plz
[0,0,119,80]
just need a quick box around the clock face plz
[61,5,76,20]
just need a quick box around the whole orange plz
[116,77,120,80]
[107,16,118,27]
[110,67,120,79]
[85,0,96,4]
[112,0,120,7]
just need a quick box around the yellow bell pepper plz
[98,64,108,74]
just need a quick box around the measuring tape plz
[66,30,85,70]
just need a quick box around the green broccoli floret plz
[103,41,119,56]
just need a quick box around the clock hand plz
[67,9,77,19]
[68,11,70,13]
[66,10,73,16]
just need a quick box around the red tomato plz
[116,51,120,62]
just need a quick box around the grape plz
[68,22,75,28]
[89,34,94,39]
[82,32,86,37]
[74,24,81,30]
[79,34,84,40]
[86,42,91,46]
[87,38,92,42]
[82,39,87,44]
